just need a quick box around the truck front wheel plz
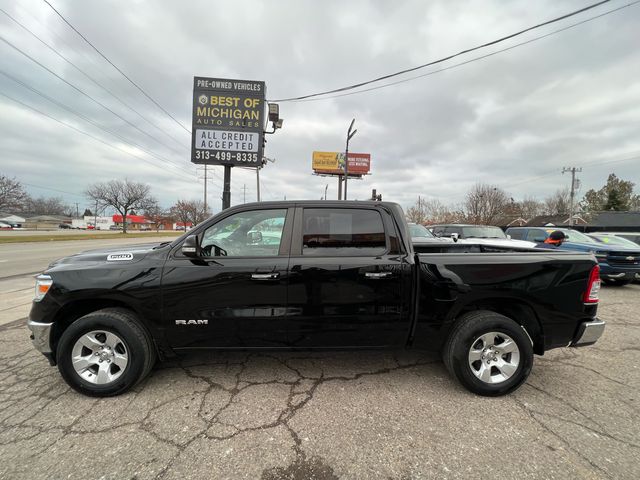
[56,308,156,397]
[443,311,534,396]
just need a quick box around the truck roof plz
[232,200,400,209]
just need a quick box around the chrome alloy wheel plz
[468,332,520,384]
[71,330,129,385]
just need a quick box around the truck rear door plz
[286,205,411,347]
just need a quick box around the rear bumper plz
[571,318,605,347]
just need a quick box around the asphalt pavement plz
[0,238,638,479]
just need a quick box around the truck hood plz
[47,242,166,269]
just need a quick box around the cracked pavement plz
[0,285,638,479]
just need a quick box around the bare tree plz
[169,200,192,230]
[0,174,28,212]
[406,197,465,225]
[406,197,428,224]
[169,199,210,229]
[464,183,509,225]
[543,188,570,215]
[518,196,544,220]
[143,199,166,232]
[85,180,155,233]
[22,196,69,216]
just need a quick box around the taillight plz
[583,265,600,304]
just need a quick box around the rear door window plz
[302,208,387,256]
[525,229,547,242]
[508,229,524,240]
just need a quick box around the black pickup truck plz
[28,201,604,397]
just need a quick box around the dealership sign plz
[312,151,371,176]
[191,77,265,166]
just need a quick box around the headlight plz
[34,274,53,302]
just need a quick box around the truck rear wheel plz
[443,310,534,396]
[56,308,156,397]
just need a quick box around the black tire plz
[602,279,631,287]
[442,310,534,396]
[56,308,156,397]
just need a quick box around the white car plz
[408,223,453,244]
[430,224,536,249]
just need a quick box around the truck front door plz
[287,206,411,348]
[161,207,293,349]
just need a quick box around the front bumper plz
[571,318,605,347]
[27,318,53,354]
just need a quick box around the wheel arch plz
[452,299,545,355]
[50,299,157,359]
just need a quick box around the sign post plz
[191,77,266,210]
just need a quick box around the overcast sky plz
[1,0,639,214]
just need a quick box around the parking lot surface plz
[0,281,638,479]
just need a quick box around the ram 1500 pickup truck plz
[28,201,604,397]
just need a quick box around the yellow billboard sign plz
[312,151,342,171]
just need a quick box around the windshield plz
[557,229,597,244]
[409,224,434,238]
[590,235,640,248]
[461,226,506,239]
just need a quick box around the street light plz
[344,118,357,200]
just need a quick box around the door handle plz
[251,273,280,280]
[364,272,393,279]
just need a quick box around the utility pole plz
[74,203,79,218]
[344,118,357,200]
[324,184,328,200]
[222,166,231,210]
[337,177,343,200]
[256,165,261,202]
[203,165,207,215]
[562,166,582,226]
[94,200,98,230]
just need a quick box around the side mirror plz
[181,235,199,257]
[506,234,512,240]
[450,233,459,242]
[247,231,263,244]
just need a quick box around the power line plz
[0,91,197,183]
[41,0,191,134]
[292,1,640,103]
[0,70,195,176]
[0,6,188,154]
[22,182,84,198]
[0,34,188,157]
[270,0,613,102]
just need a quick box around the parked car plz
[408,222,453,244]
[28,201,603,398]
[430,224,535,249]
[0,221,13,230]
[58,223,72,229]
[109,225,121,231]
[588,232,640,248]
[591,231,640,246]
[507,227,640,286]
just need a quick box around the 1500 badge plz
[175,319,209,325]
[106,253,134,261]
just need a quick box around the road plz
[0,236,175,325]
[0,237,638,478]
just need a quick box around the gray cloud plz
[1,0,638,213]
